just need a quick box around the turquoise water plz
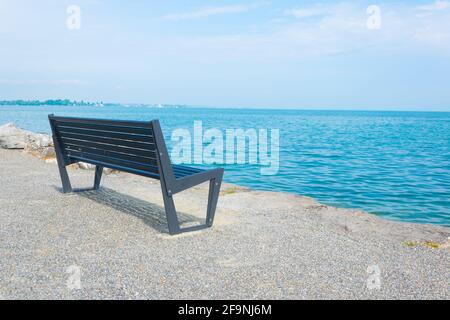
[1,105,449,226]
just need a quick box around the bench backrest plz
[48,115,174,180]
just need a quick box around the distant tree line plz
[0,99,103,106]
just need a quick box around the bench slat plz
[61,137,157,159]
[50,116,152,128]
[56,121,153,136]
[173,164,204,175]
[68,155,161,179]
[59,132,155,150]
[65,145,158,167]
[67,150,160,175]
[68,150,202,179]
[57,126,155,144]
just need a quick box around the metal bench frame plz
[49,115,224,235]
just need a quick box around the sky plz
[0,0,450,111]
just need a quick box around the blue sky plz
[0,0,450,110]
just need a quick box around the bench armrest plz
[172,168,224,194]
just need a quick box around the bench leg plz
[160,177,181,235]
[54,140,72,193]
[57,163,73,193]
[159,169,223,234]
[94,165,103,190]
[163,195,181,235]
[206,173,223,227]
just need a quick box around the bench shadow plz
[53,186,205,234]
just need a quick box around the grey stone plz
[78,162,96,170]
[0,123,30,149]
[0,123,54,159]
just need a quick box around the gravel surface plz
[0,149,448,299]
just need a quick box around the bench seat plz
[68,153,206,180]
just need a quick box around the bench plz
[48,115,224,235]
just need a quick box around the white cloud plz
[417,0,450,11]
[161,2,269,21]
[285,5,333,18]
[160,1,450,64]
[0,79,84,85]
[162,5,247,21]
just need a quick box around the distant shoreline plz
[0,99,104,107]
[0,100,187,109]
[1,101,449,113]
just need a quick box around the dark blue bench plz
[49,115,224,235]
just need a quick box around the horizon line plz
[0,99,449,112]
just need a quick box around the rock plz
[0,123,54,159]
[67,163,80,170]
[78,162,96,170]
[74,163,119,174]
[41,146,56,158]
[45,158,57,164]
[25,133,52,150]
[0,123,30,149]
[103,168,120,175]
[0,123,120,174]
[25,140,55,159]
